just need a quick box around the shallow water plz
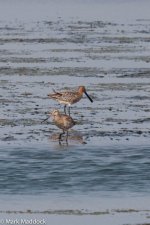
[0,2,150,223]
[0,144,150,196]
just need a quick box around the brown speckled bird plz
[48,86,93,115]
[42,109,76,143]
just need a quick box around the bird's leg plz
[64,105,67,114]
[59,139,62,145]
[68,106,71,116]
[59,130,65,142]
[66,131,69,145]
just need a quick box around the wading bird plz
[48,86,93,115]
[41,109,76,144]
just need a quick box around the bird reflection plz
[49,130,84,146]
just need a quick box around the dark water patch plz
[105,118,128,123]
[95,36,150,44]
[95,83,150,91]
[2,208,150,216]
[67,20,117,30]
[0,36,97,44]
[84,129,150,139]
[116,56,150,63]
[132,118,150,124]
[129,96,150,100]
[0,57,48,63]
[117,69,150,78]
[0,119,17,126]
[1,136,17,142]
[50,46,140,54]
[0,38,68,44]
[0,118,42,127]
[0,67,41,76]
[2,208,150,215]
[0,145,149,195]
[0,98,20,104]
[0,26,21,31]
[0,66,102,76]
[135,29,150,34]
[20,92,33,96]
[0,56,84,64]
[0,209,109,215]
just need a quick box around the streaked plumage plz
[48,86,93,115]
[41,109,76,143]
[51,109,76,131]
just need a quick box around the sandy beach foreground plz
[0,195,150,225]
[0,209,150,225]
[0,213,150,225]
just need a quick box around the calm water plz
[0,144,149,196]
[0,1,150,217]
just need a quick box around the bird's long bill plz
[84,91,93,102]
[41,117,49,123]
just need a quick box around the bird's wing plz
[48,90,62,98]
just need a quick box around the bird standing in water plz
[48,86,93,115]
[41,109,76,144]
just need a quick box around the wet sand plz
[0,0,150,224]
[0,195,150,225]
[0,16,150,147]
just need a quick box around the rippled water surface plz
[0,144,149,196]
[0,2,150,219]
